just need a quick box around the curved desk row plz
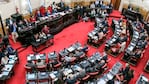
[87,18,108,47]
[122,21,148,66]
[105,19,127,57]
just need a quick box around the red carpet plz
[7,11,149,84]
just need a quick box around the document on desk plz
[8,60,15,64]
[49,73,56,79]
[127,45,134,51]
[3,65,13,71]
[27,56,31,61]
[97,78,106,84]
[1,71,9,76]
[59,12,66,16]
[141,76,148,82]
[106,73,113,80]
[63,69,72,76]
[36,55,40,59]
[67,47,75,52]
[27,74,35,79]
[9,55,16,58]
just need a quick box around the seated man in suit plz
[50,59,59,67]
[77,69,86,78]
[66,74,77,84]
[82,13,89,22]
[6,45,16,55]
[95,0,100,7]
[6,17,14,35]
[128,4,133,10]
[32,33,40,42]
[58,0,65,11]
[36,10,43,20]
[26,60,37,71]
[90,2,95,9]
[36,59,46,66]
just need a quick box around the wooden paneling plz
[115,0,121,10]
[0,25,8,36]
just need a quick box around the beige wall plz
[0,0,71,20]
[119,0,149,11]
[0,0,111,20]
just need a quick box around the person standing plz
[11,22,18,43]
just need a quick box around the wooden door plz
[111,0,121,10]
[115,0,121,10]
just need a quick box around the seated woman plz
[98,31,104,40]
[39,32,46,39]
[42,25,50,34]
[30,15,36,23]
[0,53,9,65]
[118,41,126,53]
[111,44,120,55]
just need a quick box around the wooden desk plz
[18,10,77,46]
[144,60,149,72]
[31,35,54,52]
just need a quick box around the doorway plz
[111,0,121,10]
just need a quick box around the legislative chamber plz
[0,0,149,84]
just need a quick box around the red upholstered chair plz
[82,74,90,81]
[75,80,80,84]
[38,79,49,84]
[89,71,99,76]
[70,57,77,64]
[53,62,61,68]
[79,53,86,59]
[27,81,37,84]
[53,61,62,70]
[24,65,32,72]
[37,65,47,69]
[102,63,108,69]
[36,60,47,71]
